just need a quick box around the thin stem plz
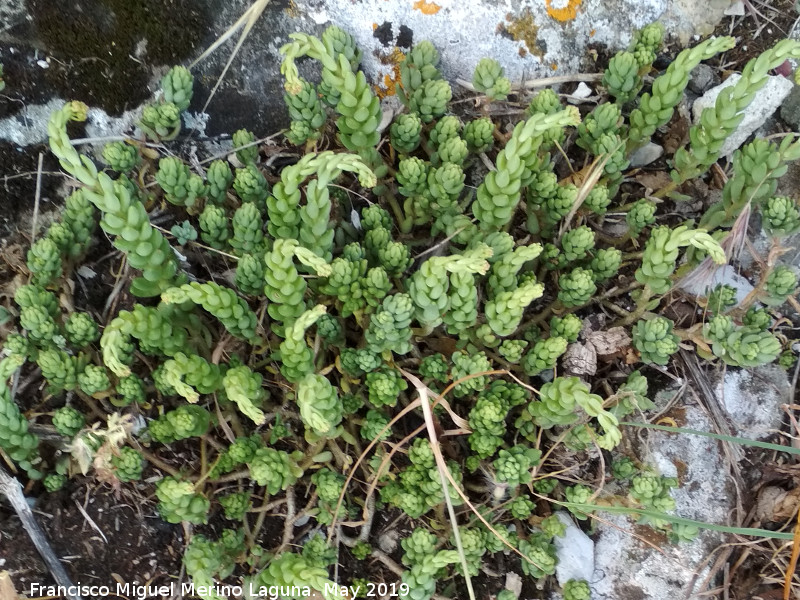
[251,490,278,543]
[385,191,408,231]
[613,285,655,326]
[138,448,183,479]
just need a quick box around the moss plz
[28,0,208,115]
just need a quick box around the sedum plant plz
[0,21,797,600]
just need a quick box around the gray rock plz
[591,363,792,599]
[780,85,800,130]
[688,63,717,94]
[692,73,794,157]
[591,385,731,600]
[724,0,746,16]
[720,365,791,440]
[678,264,755,302]
[553,512,594,586]
[629,142,664,167]
[0,0,734,143]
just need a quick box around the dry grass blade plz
[73,498,108,544]
[557,152,610,241]
[401,369,476,600]
[400,370,552,575]
[328,366,552,577]
[31,152,44,243]
[0,572,20,600]
[190,0,272,114]
[326,398,422,540]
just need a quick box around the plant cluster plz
[0,20,798,600]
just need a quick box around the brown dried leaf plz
[0,243,26,273]
[755,486,800,523]
[633,171,672,192]
[663,110,690,155]
[624,347,639,365]
[562,342,597,376]
[586,327,632,357]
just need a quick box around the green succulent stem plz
[615,285,654,326]
[48,103,184,297]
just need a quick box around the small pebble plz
[628,142,664,167]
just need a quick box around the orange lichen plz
[545,0,582,22]
[372,23,378,30]
[589,28,596,37]
[550,62,558,71]
[374,47,405,99]
[376,73,398,98]
[412,0,441,15]
[503,9,544,61]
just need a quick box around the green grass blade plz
[554,500,794,540]
[620,421,800,456]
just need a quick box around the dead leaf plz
[0,243,26,273]
[624,347,639,365]
[633,171,672,192]
[586,327,632,357]
[663,110,690,155]
[755,486,800,523]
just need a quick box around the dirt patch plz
[0,480,184,594]
[0,142,66,237]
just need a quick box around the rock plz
[724,0,746,16]
[688,63,717,94]
[591,384,732,599]
[780,85,800,130]
[572,82,593,99]
[0,0,733,143]
[678,264,755,302]
[692,73,794,157]
[0,98,65,146]
[718,364,790,441]
[503,573,523,598]
[628,142,664,167]
[591,362,793,599]
[553,512,594,586]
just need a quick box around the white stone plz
[629,142,664,167]
[692,74,794,157]
[77,266,97,279]
[0,0,735,147]
[572,82,593,99]
[553,512,594,585]
[85,106,142,142]
[287,0,730,93]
